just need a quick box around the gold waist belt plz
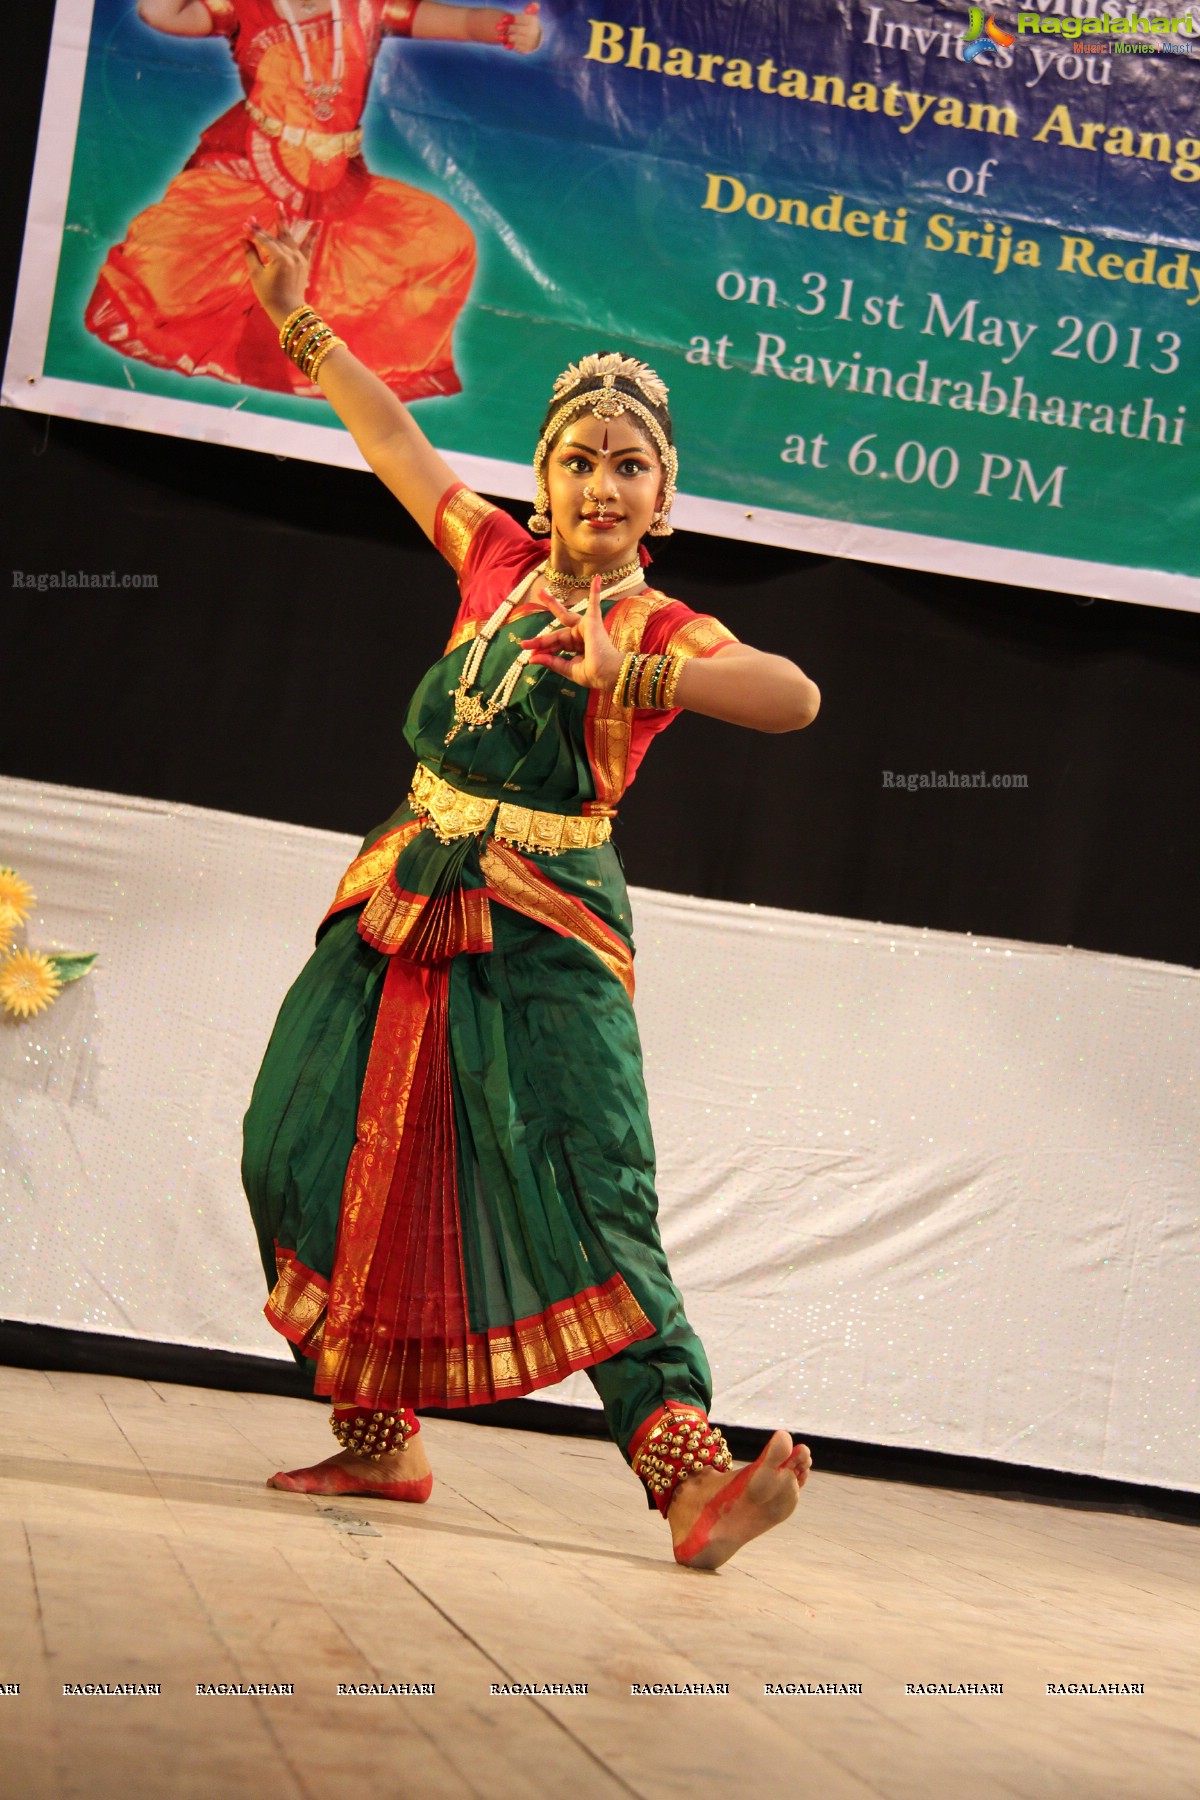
[409,763,613,857]
[244,102,363,163]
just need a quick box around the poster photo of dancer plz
[32,0,544,431]
[85,1,543,401]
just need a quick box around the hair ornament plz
[551,352,670,412]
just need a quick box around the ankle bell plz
[631,1405,733,1517]
[330,1406,418,1460]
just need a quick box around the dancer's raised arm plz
[137,0,214,33]
[412,3,542,51]
[244,214,459,543]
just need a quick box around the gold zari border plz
[439,488,497,578]
[666,616,739,657]
[587,590,674,807]
[265,1248,329,1356]
[443,618,480,655]
[359,880,493,959]
[480,841,634,999]
[325,821,423,916]
[316,1274,654,1409]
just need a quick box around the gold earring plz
[528,479,551,535]
[649,506,673,537]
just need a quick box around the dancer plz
[87,0,542,397]
[239,214,821,1569]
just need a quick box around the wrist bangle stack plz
[279,305,346,382]
[611,650,686,711]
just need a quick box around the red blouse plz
[433,483,739,804]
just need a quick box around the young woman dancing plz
[239,212,820,1570]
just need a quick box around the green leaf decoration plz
[47,953,98,985]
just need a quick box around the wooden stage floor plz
[0,1365,1195,1799]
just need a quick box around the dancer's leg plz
[588,1263,811,1568]
[268,1405,432,1502]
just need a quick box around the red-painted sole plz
[267,1466,434,1504]
[672,1444,805,1570]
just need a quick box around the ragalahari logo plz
[963,7,1016,60]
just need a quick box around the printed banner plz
[6,0,1199,606]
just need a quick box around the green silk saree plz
[242,486,735,1449]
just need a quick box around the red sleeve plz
[589,592,740,801]
[624,597,739,790]
[380,0,418,33]
[434,483,545,654]
[637,598,739,661]
[199,0,238,34]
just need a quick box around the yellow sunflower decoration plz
[0,868,36,923]
[0,902,21,954]
[0,949,63,1020]
[0,864,97,1023]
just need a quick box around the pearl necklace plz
[444,560,646,745]
[278,0,344,122]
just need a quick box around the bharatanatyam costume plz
[87,0,474,398]
[242,353,739,1508]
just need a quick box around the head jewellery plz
[528,352,677,538]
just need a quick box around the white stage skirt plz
[1,773,1195,1491]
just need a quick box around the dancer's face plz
[544,412,664,572]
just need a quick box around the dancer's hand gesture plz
[521,578,625,690]
[242,205,316,327]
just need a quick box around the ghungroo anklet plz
[330,1405,419,1460]
[631,1404,733,1516]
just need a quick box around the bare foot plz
[667,1430,811,1570]
[267,1438,433,1503]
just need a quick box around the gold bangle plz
[294,323,332,364]
[286,330,325,370]
[613,651,637,707]
[283,316,321,359]
[284,312,331,370]
[300,336,337,380]
[630,653,653,708]
[307,336,345,380]
[278,304,312,349]
[299,334,334,378]
[660,654,685,709]
[635,653,665,710]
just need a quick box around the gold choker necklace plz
[545,556,641,594]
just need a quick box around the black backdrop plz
[4,7,1199,975]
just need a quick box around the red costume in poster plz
[86,0,541,397]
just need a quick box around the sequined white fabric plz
[1,774,1195,1490]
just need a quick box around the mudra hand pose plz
[87,0,541,397]
[239,213,820,1569]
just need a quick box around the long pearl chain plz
[444,560,646,746]
[278,0,344,122]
